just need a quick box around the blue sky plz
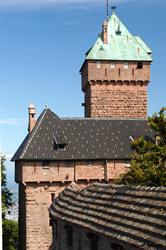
[0,0,166,181]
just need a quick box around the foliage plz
[2,219,18,250]
[1,155,14,219]
[1,155,18,249]
[118,107,166,186]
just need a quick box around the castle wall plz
[53,219,137,250]
[16,160,129,183]
[16,160,129,250]
[81,60,150,118]
[82,61,150,90]
[87,82,147,118]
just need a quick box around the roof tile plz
[12,108,154,161]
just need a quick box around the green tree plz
[118,107,166,186]
[1,155,14,219]
[1,155,18,249]
[2,220,18,250]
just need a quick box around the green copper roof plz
[86,12,152,62]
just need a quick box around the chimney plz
[28,104,36,133]
[102,20,108,44]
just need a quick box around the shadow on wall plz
[49,244,53,250]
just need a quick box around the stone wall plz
[86,82,148,118]
[16,160,129,250]
[52,219,137,250]
[16,160,129,183]
[82,61,150,90]
[21,183,66,250]
[81,60,150,118]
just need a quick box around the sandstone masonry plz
[16,160,129,249]
[81,60,150,118]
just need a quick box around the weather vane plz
[111,6,117,12]
[106,1,117,19]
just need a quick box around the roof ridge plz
[70,182,166,191]
[61,117,148,121]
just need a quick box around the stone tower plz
[80,11,152,118]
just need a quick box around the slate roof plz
[85,12,152,62]
[50,182,166,250]
[12,108,154,161]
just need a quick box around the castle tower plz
[80,11,152,118]
[12,10,153,250]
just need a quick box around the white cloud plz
[0,118,23,125]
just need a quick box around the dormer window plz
[54,135,67,150]
[96,61,101,69]
[116,24,122,35]
[54,143,66,150]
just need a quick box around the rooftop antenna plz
[111,6,117,12]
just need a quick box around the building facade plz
[12,10,153,250]
[50,183,166,250]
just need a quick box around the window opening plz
[110,62,115,69]
[132,68,134,76]
[42,161,50,169]
[96,61,101,69]
[58,144,66,149]
[123,63,128,69]
[111,243,124,250]
[51,193,55,202]
[137,62,143,69]
[87,233,98,250]
[64,225,73,247]
[87,160,93,166]
[118,68,121,76]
